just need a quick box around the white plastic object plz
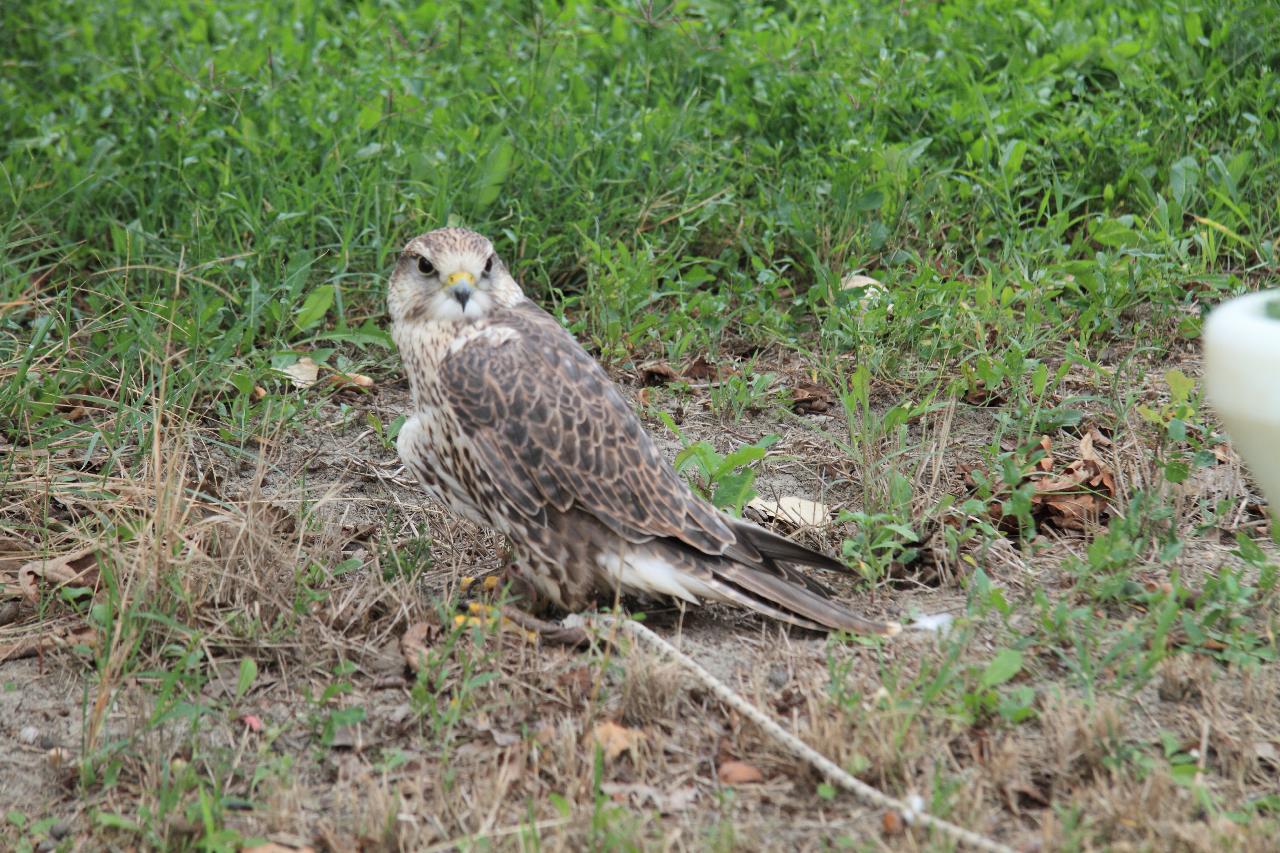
[1203,289,1280,509]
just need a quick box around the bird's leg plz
[455,601,595,648]
[455,546,593,647]
[495,605,594,648]
[495,560,598,646]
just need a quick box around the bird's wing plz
[437,300,737,555]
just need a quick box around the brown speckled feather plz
[438,301,734,555]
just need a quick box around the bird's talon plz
[460,575,502,598]
[456,602,543,643]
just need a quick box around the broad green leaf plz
[1000,139,1027,181]
[717,445,766,475]
[1031,361,1048,396]
[475,139,515,208]
[236,657,258,700]
[1183,12,1204,43]
[1089,217,1141,248]
[95,813,141,833]
[228,372,255,396]
[1169,156,1199,206]
[712,471,756,513]
[980,648,1023,688]
[295,285,335,331]
[853,189,884,211]
[716,434,779,477]
[675,440,720,475]
[283,251,315,300]
[1165,369,1195,405]
[316,326,394,348]
[357,98,382,131]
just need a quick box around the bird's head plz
[388,228,523,325]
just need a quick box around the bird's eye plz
[483,254,495,276]
[417,256,436,277]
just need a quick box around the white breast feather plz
[596,551,720,604]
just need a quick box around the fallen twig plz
[602,616,1016,853]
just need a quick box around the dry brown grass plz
[3,354,1279,852]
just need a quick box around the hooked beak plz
[446,271,475,309]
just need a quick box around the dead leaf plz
[400,621,440,673]
[243,845,317,853]
[964,380,1006,407]
[1034,492,1102,531]
[281,357,319,388]
[1036,435,1054,471]
[326,371,374,390]
[17,547,101,604]
[717,759,765,785]
[0,534,31,574]
[589,720,645,762]
[841,273,893,316]
[0,601,20,627]
[1079,429,1100,464]
[0,624,98,663]
[881,810,904,835]
[747,496,830,528]
[790,379,834,414]
[1005,780,1050,808]
[1017,429,1117,532]
[557,665,593,694]
[841,273,882,291]
[638,361,679,386]
[682,354,719,381]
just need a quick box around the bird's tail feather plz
[710,561,900,635]
[728,517,849,574]
[709,517,900,635]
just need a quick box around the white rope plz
[602,616,1016,853]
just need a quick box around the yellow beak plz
[446,271,476,288]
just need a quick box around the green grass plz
[3,0,1279,850]
[4,0,1278,450]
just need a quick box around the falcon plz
[388,227,899,635]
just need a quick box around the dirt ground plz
[3,347,1278,851]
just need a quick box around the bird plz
[388,227,900,636]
